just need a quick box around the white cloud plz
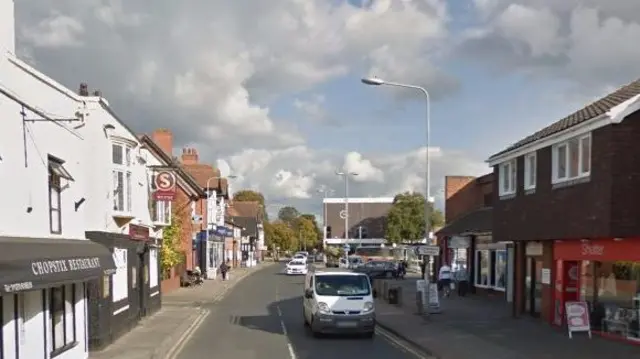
[21,13,83,48]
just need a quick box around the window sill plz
[153,221,171,227]
[524,188,536,195]
[112,210,134,219]
[552,175,590,189]
[51,341,79,358]
[498,193,516,200]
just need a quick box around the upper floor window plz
[552,134,591,183]
[112,143,133,213]
[524,152,537,190]
[48,156,74,234]
[149,173,172,225]
[498,159,516,196]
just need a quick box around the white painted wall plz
[0,55,86,240]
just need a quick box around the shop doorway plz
[525,257,543,317]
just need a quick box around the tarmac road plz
[176,263,429,359]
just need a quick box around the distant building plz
[322,197,394,246]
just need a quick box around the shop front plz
[474,235,513,301]
[0,236,116,359]
[553,238,640,343]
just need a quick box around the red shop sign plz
[554,238,640,262]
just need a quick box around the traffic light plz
[326,226,332,238]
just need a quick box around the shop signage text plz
[31,257,101,276]
[581,244,604,256]
[129,224,150,240]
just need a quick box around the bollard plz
[388,287,399,305]
[395,286,403,307]
[416,291,423,315]
[382,281,389,300]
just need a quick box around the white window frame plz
[493,249,507,292]
[498,159,517,196]
[50,284,77,355]
[112,142,133,213]
[524,152,536,190]
[552,133,591,184]
[153,200,172,225]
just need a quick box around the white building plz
[0,1,115,358]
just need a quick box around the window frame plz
[112,142,133,213]
[50,284,77,356]
[524,152,537,190]
[493,249,507,292]
[475,249,490,287]
[552,133,591,184]
[498,159,517,196]
[48,158,63,234]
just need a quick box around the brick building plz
[487,79,640,342]
[436,174,513,300]
[144,130,205,293]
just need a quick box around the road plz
[176,263,428,359]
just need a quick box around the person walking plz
[438,262,452,297]
[220,261,229,281]
[454,264,469,296]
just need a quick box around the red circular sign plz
[155,171,176,190]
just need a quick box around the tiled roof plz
[229,201,260,218]
[435,207,492,237]
[489,78,640,159]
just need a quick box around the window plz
[494,250,507,290]
[50,285,76,354]
[150,200,171,224]
[475,249,507,291]
[498,160,516,196]
[48,156,73,234]
[112,143,133,212]
[552,134,591,183]
[524,153,536,190]
[475,250,490,286]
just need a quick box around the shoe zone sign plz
[212,226,233,237]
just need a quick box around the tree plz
[160,216,185,279]
[266,221,297,251]
[299,213,322,246]
[385,191,445,243]
[296,217,319,251]
[278,206,300,224]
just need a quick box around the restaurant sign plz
[153,171,177,201]
[3,257,106,293]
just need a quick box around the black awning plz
[0,236,116,294]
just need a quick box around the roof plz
[489,78,640,159]
[228,216,258,237]
[230,201,260,217]
[435,207,492,237]
[139,135,205,198]
[181,163,230,197]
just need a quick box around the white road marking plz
[276,283,297,359]
[165,308,211,359]
[375,326,434,359]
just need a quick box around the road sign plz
[154,171,177,201]
[416,245,440,256]
[339,210,348,219]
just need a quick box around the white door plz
[18,291,45,359]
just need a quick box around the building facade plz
[0,11,115,359]
[488,79,640,342]
[323,197,393,247]
[436,174,514,302]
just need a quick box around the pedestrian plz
[455,265,469,296]
[438,262,452,297]
[220,261,229,281]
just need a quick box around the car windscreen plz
[314,275,370,296]
[288,261,305,266]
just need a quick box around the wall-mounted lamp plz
[75,198,86,212]
[102,124,115,137]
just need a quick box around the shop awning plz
[436,207,492,237]
[0,236,116,294]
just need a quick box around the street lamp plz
[335,171,358,247]
[204,175,236,278]
[316,187,335,243]
[361,77,434,242]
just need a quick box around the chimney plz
[79,83,89,96]
[181,148,199,165]
[92,90,102,97]
[0,0,15,54]
[151,129,173,156]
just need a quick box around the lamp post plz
[361,77,436,314]
[316,187,334,248]
[335,171,358,253]
[204,175,236,279]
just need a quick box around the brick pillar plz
[540,241,554,323]
[513,241,526,317]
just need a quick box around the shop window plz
[489,251,497,287]
[494,250,507,290]
[580,260,640,341]
[50,284,76,355]
[475,250,490,286]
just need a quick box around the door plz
[525,257,543,317]
[303,276,314,321]
[138,251,149,318]
[553,260,580,326]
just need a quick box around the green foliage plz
[278,206,300,224]
[267,220,297,251]
[161,215,185,274]
[385,191,445,243]
[296,217,318,250]
[300,213,323,244]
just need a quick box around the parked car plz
[352,260,397,279]
[285,260,308,275]
[348,256,364,269]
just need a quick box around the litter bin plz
[388,287,399,305]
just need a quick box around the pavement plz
[374,278,640,359]
[89,262,276,359]
[176,262,432,359]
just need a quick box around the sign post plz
[565,301,592,339]
[416,245,441,314]
[153,171,177,201]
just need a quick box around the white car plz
[286,260,308,275]
[292,254,307,262]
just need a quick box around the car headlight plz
[317,302,331,314]
[363,301,374,313]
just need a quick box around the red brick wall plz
[445,176,477,223]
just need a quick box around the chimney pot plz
[79,83,89,96]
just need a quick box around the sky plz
[11,0,640,219]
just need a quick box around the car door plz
[303,275,314,321]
